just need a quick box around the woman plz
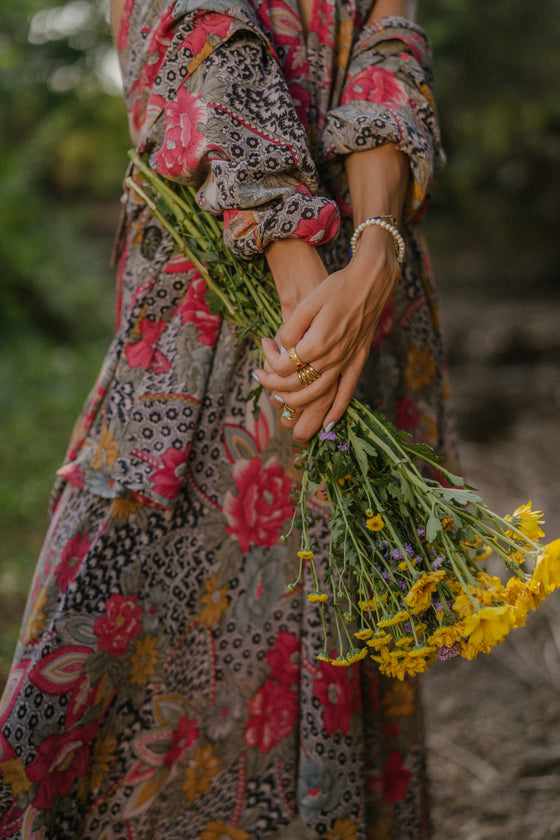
[0,0,453,837]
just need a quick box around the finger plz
[320,362,363,430]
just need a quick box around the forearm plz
[265,238,328,318]
[368,0,417,24]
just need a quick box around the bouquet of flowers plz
[126,151,559,679]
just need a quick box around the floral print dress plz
[0,1,453,838]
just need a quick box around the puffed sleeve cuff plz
[321,16,445,221]
[140,7,340,259]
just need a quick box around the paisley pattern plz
[0,1,453,838]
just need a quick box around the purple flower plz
[417,527,426,540]
[319,430,337,441]
[431,555,445,570]
[338,442,349,451]
[390,548,403,561]
[404,543,414,556]
[438,643,460,660]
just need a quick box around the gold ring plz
[282,403,298,420]
[287,347,306,369]
[297,364,321,386]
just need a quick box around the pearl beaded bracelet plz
[349,215,406,263]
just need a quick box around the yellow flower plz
[395,636,414,648]
[403,344,436,391]
[354,628,373,641]
[531,539,560,595]
[506,501,545,542]
[0,757,33,797]
[428,622,465,649]
[506,576,544,620]
[365,514,385,532]
[376,611,410,628]
[331,657,352,667]
[400,653,431,676]
[367,634,393,649]
[476,572,507,601]
[346,648,368,664]
[130,633,159,686]
[182,744,220,803]
[382,681,416,717]
[326,817,359,840]
[297,550,314,560]
[308,592,328,603]
[199,573,229,626]
[462,605,515,654]
[338,474,351,486]
[23,586,48,645]
[201,821,250,840]
[442,517,454,531]
[404,571,446,613]
[77,732,117,799]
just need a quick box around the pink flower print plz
[179,274,222,347]
[54,533,92,593]
[371,298,394,349]
[26,722,99,810]
[224,457,293,554]
[313,661,361,736]
[342,67,408,108]
[184,11,233,57]
[164,714,200,766]
[152,86,207,177]
[94,594,142,656]
[149,445,191,500]
[293,202,340,245]
[382,751,412,805]
[394,396,419,433]
[266,631,300,686]
[125,317,172,373]
[243,679,298,753]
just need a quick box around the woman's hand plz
[258,226,401,442]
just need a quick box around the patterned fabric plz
[0,1,454,838]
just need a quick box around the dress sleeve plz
[138,6,340,258]
[321,16,445,221]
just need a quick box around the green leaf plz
[426,512,442,543]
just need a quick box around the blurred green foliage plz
[0,0,559,678]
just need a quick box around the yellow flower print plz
[201,821,250,840]
[23,586,48,645]
[182,744,220,803]
[404,570,446,613]
[77,732,117,799]
[505,501,545,542]
[91,423,119,470]
[335,17,353,69]
[403,344,436,391]
[382,681,416,717]
[110,498,141,522]
[326,817,359,840]
[130,634,159,686]
[0,757,33,797]
[198,573,229,627]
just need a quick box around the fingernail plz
[325,421,335,433]
[251,371,261,383]
[273,394,284,404]
[280,346,286,354]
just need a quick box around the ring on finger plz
[282,403,299,421]
[287,347,306,370]
[297,363,321,387]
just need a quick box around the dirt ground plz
[424,292,560,840]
